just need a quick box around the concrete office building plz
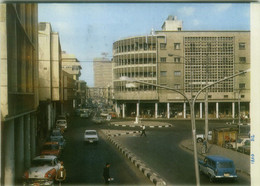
[113,16,250,120]
[62,52,82,80]
[38,22,64,138]
[0,3,38,185]
[93,58,113,104]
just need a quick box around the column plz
[216,102,219,119]
[155,103,158,119]
[200,103,203,119]
[136,102,140,117]
[24,115,31,169]
[183,102,186,119]
[15,117,24,183]
[4,120,15,185]
[167,103,170,119]
[30,114,36,159]
[47,103,51,130]
[232,102,235,119]
[122,103,125,118]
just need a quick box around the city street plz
[61,117,250,185]
[60,117,152,185]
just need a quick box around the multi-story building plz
[62,52,81,80]
[62,71,76,113]
[76,80,87,108]
[38,22,63,134]
[113,16,250,120]
[93,58,113,104]
[0,3,38,185]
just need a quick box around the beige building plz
[93,58,113,103]
[0,3,38,185]
[62,52,81,80]
[113,16,250,120]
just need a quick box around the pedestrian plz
[103,162,111,184]
[202,138,208,153]
[140,125,146,137]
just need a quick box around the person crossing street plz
[140,125,146,137]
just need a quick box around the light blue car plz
[199,155,237,182]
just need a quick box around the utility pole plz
[205,53,209,140]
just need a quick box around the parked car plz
[49,136,66,150]
[23,155,63,185]
[199,155,237,182]
[237,140,250,155]
[84,130,99,143]
[41,142,61,157]
[51,129,63,138]
[196,131,212,143]
[225,138,250,150]
[56,119,67,131]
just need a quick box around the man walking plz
[140,125,146,137]
[103,162,111,184]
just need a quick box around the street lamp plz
[119,68,249,186]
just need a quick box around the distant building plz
[62,52,82,80]
[0,3,38,185]
[113,16,250,119]
[93,58,113,104]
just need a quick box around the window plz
[160,71,167,77]
[239,43,246,50]
[208,95,212,99]
[160,57,166,62]
[160,43,166,50]
[224,95,228,98]
[174,84,180,89]
[174,71,181,76]
[178,27,182,31]
[239,83,245,89]
[239,57,246,63]
[174,57,181,63]
[241,95,245,98]
[174,43,181,50]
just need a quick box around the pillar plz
[122,103,125,118]
[30,114,36,159]
[136,102,140,117]
[155,103,158,119]
[232,102,235,119]
[47,103,51,130]
[183,102,186,119]
[216,102,219,119]
[15,117,24,183]
[167,103,170,119]
[200,103,203,119]
[4,120,15,185]
[24,115,31,169]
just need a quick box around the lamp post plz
[120,68,249,186]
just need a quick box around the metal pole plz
[205,54,209,140]
[190,101,200,186]
[238,90,241,124]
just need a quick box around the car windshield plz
[244,140,250,145]
[217,161,234,168]
[32,159,53,166]
[86,131,97,135]
[237,139,243,143]
[42,144,59,150]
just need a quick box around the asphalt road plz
[60,116,152,185]
[112,120,251,186]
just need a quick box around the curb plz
[179,143,251,177]
[110,123,172,128]
[107,130,141,137]
[102,130,167,186]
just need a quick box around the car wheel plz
[197,138,203,143]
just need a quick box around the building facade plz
[113,16,250,120]
[0,3,38,185]
[62,52,81,80]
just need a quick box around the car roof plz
[85,130,97,132]
[206,155,233,162]
[33,155,57,160]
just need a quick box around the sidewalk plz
[180,138,250,176]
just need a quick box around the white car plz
[56,119,67,130]
[23,155,62,185]
[84,130,99,143]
